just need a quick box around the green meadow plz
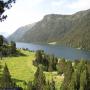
[0,50,63,89]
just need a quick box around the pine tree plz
[48,56,53,72]
[1,63,13,88]
[10,41,16,54]
[57,58,66,75]
[60,61,73,90]
[46,80,51,90]
[80,69,88,90]
[0,35,3,46]
[33,65,46,90]
[35,50,43,64]
[0,35,3,60]
[50,79,56,90]
[27,81,33,90]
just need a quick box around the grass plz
[0,50,63,89]
[44,72,64,89]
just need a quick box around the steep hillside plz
[8,9,90,50]
[8,23,36,42]
[58,9,90,50]
[18,14,72,42]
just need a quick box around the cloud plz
[51,0,65,6]
[67,0,90,10]
[50,0,90,14]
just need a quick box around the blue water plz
[16,42,90,60]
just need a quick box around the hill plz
[8,9,90,50]
[8,23,36,42]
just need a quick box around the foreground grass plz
[0,50,63,89]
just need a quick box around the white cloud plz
[51,0,64,6]
[67,0,90,10]
[50,0,90,14]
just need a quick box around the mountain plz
[8,9,90,50]
[8,23,36,42]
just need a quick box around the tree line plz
[33,50,58,72]
[0,35,24,60]
[32,50,90,90]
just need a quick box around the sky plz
[0,0,90,37]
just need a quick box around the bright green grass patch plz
[0,50,36,88]
[0,50,63,89]
[44,72,64,90]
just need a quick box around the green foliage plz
[0,0,16,21]
[60,60,90,90]
[34,50,58,72]
[35,50,43,64]
[0,35,21,58]
[27,64,57,90]
[10,41,16,54]
[0,50,62,90]
[57,58,66,75]
[0,35,3,46]
[80,69,87,90]
[0,63,16,89]
[33,65,46,90]
[49,79,56,90]
[60,61,73,90]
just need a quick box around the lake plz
[16,42,90,60]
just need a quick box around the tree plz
[60,61,73,90]
[1,63,14,88]
[46,80,51,90]
[69,60,89,90]
[48,56,53,72]
[50,79,56,90]
[35,50,43,64]
[27,81,34,90]
[57,58,66,75]
[0,35,3,60]
[0,35,3,46]
[10,41,16,54]
[33,65,46,90]
[0,0,16,21]
[80,69,88,90]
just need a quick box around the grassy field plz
[0,50,63,89]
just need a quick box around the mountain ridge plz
[8,9,90,50]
